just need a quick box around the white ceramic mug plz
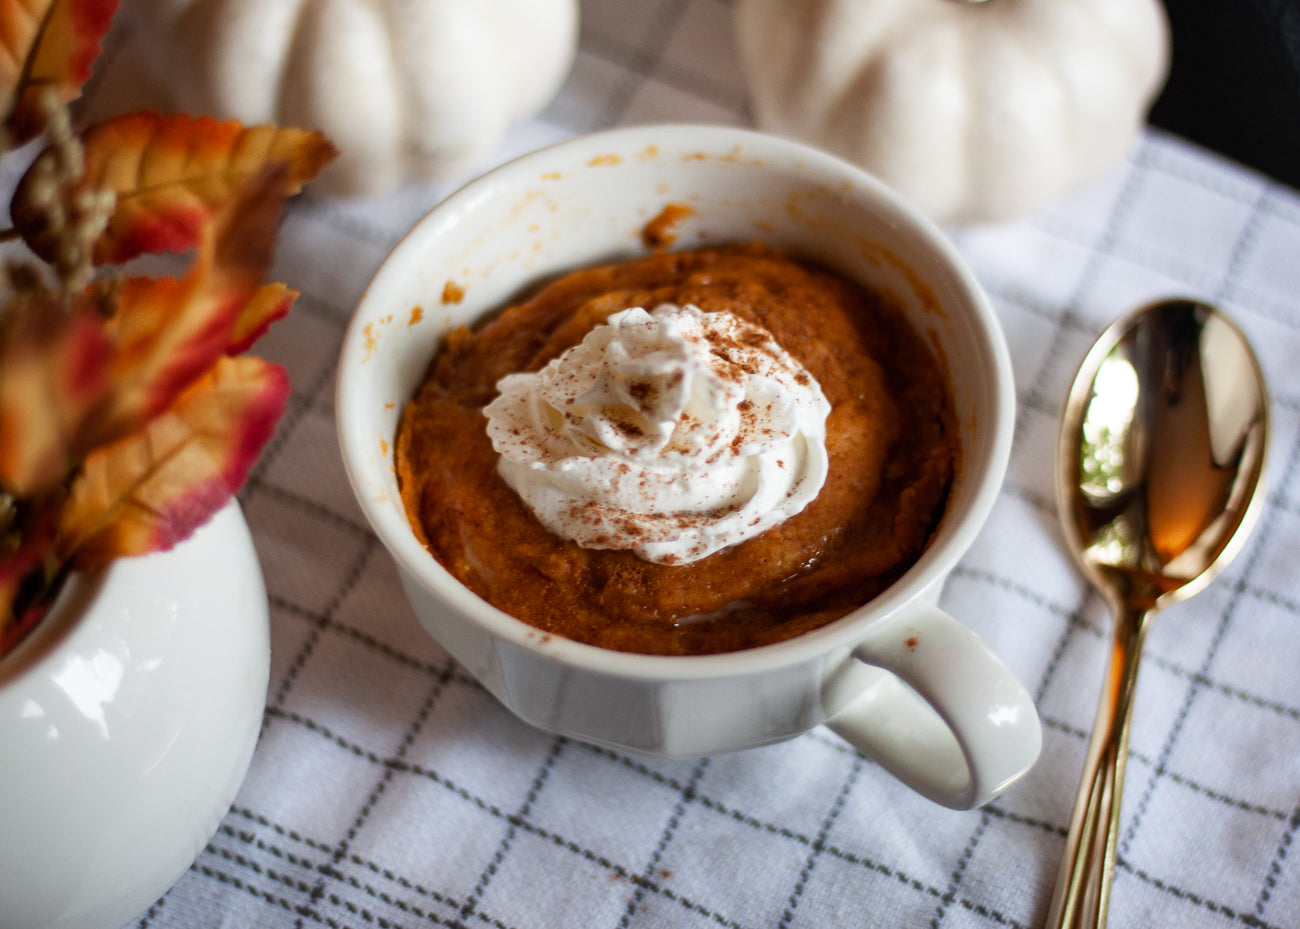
[337,125,1040,810]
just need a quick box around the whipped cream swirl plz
[484,303,831,564]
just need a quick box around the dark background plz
[1151,0,1300,190]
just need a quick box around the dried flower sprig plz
[17,90,115,293]
[0,0,337,656]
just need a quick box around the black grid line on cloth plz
[775,755,864,928]
[1033,134,1263,225]
[453,739,567,928]
[210,842,321,911]
[590,739,1036,928]
[969,275,1097,335]
[1008,503,1300,847]
[269,264,381,326]
[994,480,1053,520]
[268,535,381,710]
[802,727,1072,846]
[269,594,481,690]
[816,837,1033,929]
[618,757,712,927]
[953,562,1300,741]
[1252,800,1300,923]
[228,873,472,929]
[578,3,748,118]
[1143,639,1300,726]
[982,804,1068,841]
[1016,156,1300,332]
[1115,185,1285,862]
[1115,859,1292,929]
[1015,145,1163,423]
[289,197,412,254]
[927,812,994,929]
[1028,218,1227,304]
[1141,127,1280,202]
[1212,186,1276,306]
[968,185,1294,407]
[608,729,1060,851]
[312,767,741,927]
[192,863,317,925]
[1036,714,1292,824]
[585,0,697,128]
[246,330,350,492]
[192,849,744,929]
[634,57,749,118]
[136,899,166,929]
[217,822,334,892]
[284,287,359,328]
[194,860,474,929]
[221,812,482,928]
[1039,715,1091,742]
[295,658,458,929]
[249,480,373,541]
[1028,149,1265,301]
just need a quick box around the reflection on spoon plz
[1047,298,1269,928]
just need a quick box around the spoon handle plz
[1045,602,1151,929]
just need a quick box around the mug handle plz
[825,601,1041,810]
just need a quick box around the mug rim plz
[337,123,1014,683]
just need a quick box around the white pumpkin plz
[123,0,580,197]
[734,0,1170,225]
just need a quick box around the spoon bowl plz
[1046,298,1269,928]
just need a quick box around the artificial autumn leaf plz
[58,354,289,568]
[0,0,117,146]
[81,163,289,451]
[11,111,337,264]
[0,163,287,500]
[229,282,296,355]
[0,291,113,496]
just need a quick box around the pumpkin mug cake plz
[395,243,957,656]
[338,126,1038,803]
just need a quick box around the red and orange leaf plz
[229,282,296,355]
[80,164,289,450]
[0,0,117,146]
[0,293,112,496]
[59,354,289,568]
[11,111,337,264]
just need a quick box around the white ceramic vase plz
[0,502,270,929]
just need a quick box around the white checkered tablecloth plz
[67,2,1300,927]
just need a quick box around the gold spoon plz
[1046,298,1270,928]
